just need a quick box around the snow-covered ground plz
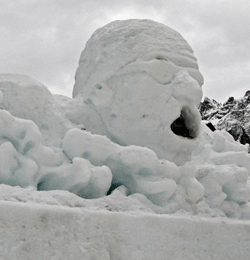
[0,19,250,259]
[1,198,250,260]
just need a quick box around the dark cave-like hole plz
[170,107,197,139]
[107,183,122,195]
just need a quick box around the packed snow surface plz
[0,19,250,224]
[1,199,250,260]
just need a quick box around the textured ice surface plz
[0,20,249,220]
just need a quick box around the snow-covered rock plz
[200,91,250,145]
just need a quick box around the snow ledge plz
[1,201,250,260]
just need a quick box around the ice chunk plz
[76,164,112,199]
[37,158,92,192]
[223,182,250,204]
[0,109,62,167]
[196,165,234,207]
[177,162,204,204]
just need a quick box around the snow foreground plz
[1,200,250,260]
[0,19,250,222]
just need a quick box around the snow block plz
[0,201,250,260]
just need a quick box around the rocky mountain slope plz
[199,91,250,146]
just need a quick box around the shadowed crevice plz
[170,107,198,139]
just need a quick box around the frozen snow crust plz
[0,19,250,222]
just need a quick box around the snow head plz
[73,19,204,165]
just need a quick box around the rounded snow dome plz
[73,19,204,165]
[73,19,203,97]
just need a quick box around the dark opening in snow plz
[170,107,198,139]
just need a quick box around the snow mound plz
[192,123,250,219]
[0,74,74,147]
[71,19,204,164]
[0,19,249,220]
[0,109,112,199]
[63,128,204,208]
[1,105,249,219]
[73,19,203,97]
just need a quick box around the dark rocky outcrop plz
[199,91,250,146]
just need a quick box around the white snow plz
[0,74,74,147]
[71,19,204,164]
[73,19,204,98]
[1,198,250,260]
[0,19,250,259]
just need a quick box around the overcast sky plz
[1,0,249,103]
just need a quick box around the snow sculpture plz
[63,128,204,207]
[0,19,249,219]
[72,19,204,165]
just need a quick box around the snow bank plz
[1,198,250,260]
[192,123,250,218]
